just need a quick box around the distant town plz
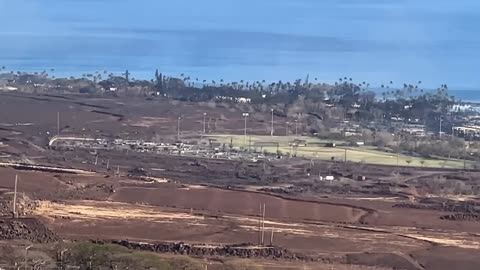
[1,68,480,165]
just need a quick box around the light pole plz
[286,121,290,136]
[270,109,274,136]
[177,116,182,141]
[203,113,207,134]
[243,113,249,147]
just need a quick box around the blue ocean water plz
[0,0,479,101]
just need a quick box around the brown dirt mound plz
[0,218,57,243]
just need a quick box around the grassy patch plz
[208,134,471,169]
[66,242,203,270]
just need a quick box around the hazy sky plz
[0,0,479,89]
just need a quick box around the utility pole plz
[396,138,400,168]
[243,113,249,147]
[270,109,274,136]
[295,119,298,137]
[59,248,69,270]
[261,203,266,246]
[24,245,33,270]
[57,112,60,135]
[285,122,290,136]
[258,204,262,246]
[13,174,18,218]
[270,229,274,246]
[203,113,207,134]
[177,116,182,141]
[439,117,443,139]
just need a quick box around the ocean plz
[0,0,479,101]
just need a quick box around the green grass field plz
[207,134,470,169]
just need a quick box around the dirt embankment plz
[441,213,480,222]
[0,192,38,216]
[393,199,480,214]
[109,240,317,261]
[0,218,57,243]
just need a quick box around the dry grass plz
[34,200,203,222]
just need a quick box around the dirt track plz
[110,184,367,224]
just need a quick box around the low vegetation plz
[64,242,266,270]
[209,134,471,169]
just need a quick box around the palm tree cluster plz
[1,67,460,131]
